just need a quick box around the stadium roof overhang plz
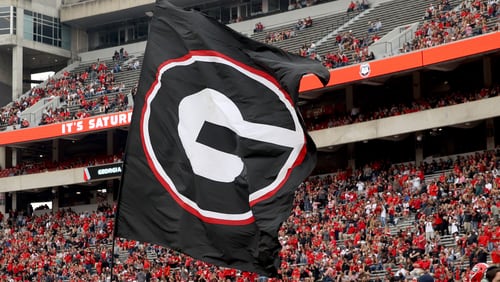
[61,3,155,29]
[61,0,226,29]
[0,45,70,73]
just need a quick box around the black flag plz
[116,0,330,276]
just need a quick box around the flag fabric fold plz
[116,0,330,276]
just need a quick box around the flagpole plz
[110,154,129,282]
[109,230,117,282]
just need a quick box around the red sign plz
[0,111,132,146]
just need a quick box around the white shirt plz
[425,221,434,232]
[356,181,365,192]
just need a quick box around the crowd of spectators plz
[0,2,498,281]
[0,53,133,131]
[288,0,498,69]
[0,95,40,129]
[0,146,499,281]
[403,0,499,53]
[302,85,499,131]
[265,30,297,44]
[112,48,129,62]
[320,30,377,68]
[0,153,123,178]
[38,57,131,126]
[260,15,314,44]
[296,17,314,30]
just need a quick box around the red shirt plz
[477,234,490,247]
[492,249,500,263]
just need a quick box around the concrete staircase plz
[368,215,493,280]
[251,9,363,54]
[369,215,416,280]
[315,0,463,60]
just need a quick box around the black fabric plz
[115,0,329,277]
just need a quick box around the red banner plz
[0,111,132,146]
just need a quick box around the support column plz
[11,192,17,212]
[415,146,424,167]
[0,192,5,220]
[107,180,115,204]
[415,132,424,166]
[483,56,492,88]
[0,146,5,169]
[412,71,421,100]
[12,6,23,100]
[90,190,98,204]
[347,143,355,171]
[107,190,114,204]
[12,46,23,100]
[51,188,59,212]
[52,139,59,162]
[345,85,354,113]
[107,130,114,156]
[486,118,495,150]
[261,0,268,12]
[11,148,18,167]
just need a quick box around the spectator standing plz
[425,216,435,241]
[347,1,356,12]
[374,19,382,32]
[254,22,264,32]
[119,47,124,61]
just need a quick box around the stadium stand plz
[0,0,499,281]
[1,85,498,179]
[302,85,499,131]
[250,0,498,68]
[0,149,498,281]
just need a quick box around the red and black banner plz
[115,0,329,276]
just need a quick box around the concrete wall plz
[71,28,89,57]
[310,96,500,148]
[0,47,12,88]
[0,81,11,106]
[0,166,123,193]
[0,167,87,193]
[78,40,146,62]
[5,0,62,17]
[60,0,154,22]
[22,41,72,59]
[229,0,358,35]
[59,0,382,35]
